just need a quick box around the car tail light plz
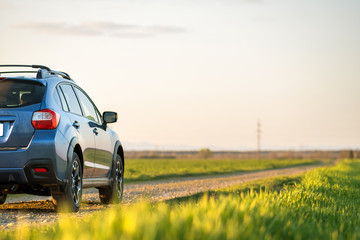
[32,109,60,130]
[34,167,48,173]
[0,77,6,80]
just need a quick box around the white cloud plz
[16,21,187,38]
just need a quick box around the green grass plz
[3,159,359,239]
[125,158,320,182]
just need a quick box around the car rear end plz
[0,77,68,196]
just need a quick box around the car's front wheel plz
[99,154,124,204]
[52,152,83,212]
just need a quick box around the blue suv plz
[0,65,124,212]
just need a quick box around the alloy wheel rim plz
[71,160,82,206]
[115,160,123,200]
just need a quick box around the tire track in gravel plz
[0,164,323,229]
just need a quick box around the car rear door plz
[0,79,45,149]
[58,84,96,178]
[72,87,112,178]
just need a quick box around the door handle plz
[73,121,80,128]
[93,128,98,135]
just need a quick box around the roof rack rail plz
[0,71,38,74]
[0,65,73,81]
[0,65,51,71]
[49,70,71,80]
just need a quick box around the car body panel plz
[92,126,113,177]
[0,104,40,148]
[63,111,96,178]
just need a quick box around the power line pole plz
[257,119,261,157]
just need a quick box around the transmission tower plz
[257,119,261,155]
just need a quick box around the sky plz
[1,0,360,151]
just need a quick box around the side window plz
[73,87,98,122]
[59,85,82,115]
[57,87,69,111]
[53,88,62,109]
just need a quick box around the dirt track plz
[0,164,322,229]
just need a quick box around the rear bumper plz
[0,168,28,184]
[0,130,68,188]
[0,160,59,185]
[23,159,60,185]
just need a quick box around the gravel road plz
[0,164,322,229]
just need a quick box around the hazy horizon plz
[123,141,360,152]
[2,0,360,150]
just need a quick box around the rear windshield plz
[0,80,45,108]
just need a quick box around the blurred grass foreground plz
[2,159,360,239]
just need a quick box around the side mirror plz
[103,111,117,124]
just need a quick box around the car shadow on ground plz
[0,200,56,213]
[0,199,109,213]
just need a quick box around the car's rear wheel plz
[99,154,124,204]
[0,193,6,205]
[52,152,83,212]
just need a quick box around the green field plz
[3,159,359,239]
[125,158,320,182]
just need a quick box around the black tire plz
[0,193,6,205]
[52,152,83,212]
[99,154,124,204]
